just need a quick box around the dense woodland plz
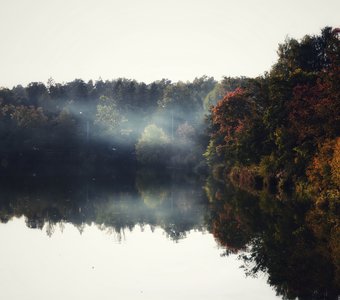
[0,27,339,300]
[205,27,339,196]
[0,74,219,175]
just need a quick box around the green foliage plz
[138,124,170,145]
[95,96,122,133]
[0,76,216,171]
[158,76,215,123]
[4,105,48,128]
[204,139,222,167]
[203,82,224,110]
[135,124,170,165]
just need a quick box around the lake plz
[0,172,338,300]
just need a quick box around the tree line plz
[205,27,339,209]
[0,76,218,175]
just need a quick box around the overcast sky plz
[0,0,339,87]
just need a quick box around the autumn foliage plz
[288,67,340,144]
[212,88,249,141]
[206,27,340,194]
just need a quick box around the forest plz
[0,27,339,300]
[0,73,217,176]
[205,27,339,195]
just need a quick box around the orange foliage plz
[330,138,340,186]
[211,202,247,253]
[288,73,339,143]
[307,138,340,193]
[306,137,340,283]
[229,166,260,193]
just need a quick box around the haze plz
[0,0,339,87]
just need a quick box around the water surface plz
[0,173,338,300]
[0,217,279,300]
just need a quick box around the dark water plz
[0,171,338,300]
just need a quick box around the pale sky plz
[0,0,339,87]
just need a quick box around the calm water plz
[0,173,338,300]
[0,218,279,300]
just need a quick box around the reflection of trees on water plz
[1,171,338,299]
[135,170,207,240]
[205,176,340,300]
[0,171,207,241]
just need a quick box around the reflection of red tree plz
[211,202,249,253]
[306,137,340,286]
